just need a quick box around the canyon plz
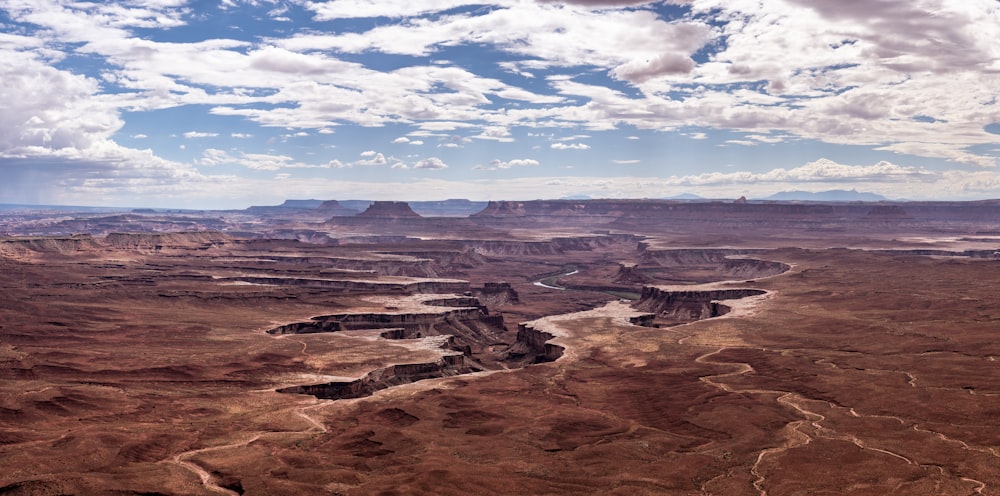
[3,198,1000,495]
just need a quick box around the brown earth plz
[2,201,1000,495]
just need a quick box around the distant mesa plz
[316,200,359,216]
[357,201,423,219]
[763,189,888,202]
[734,196,748,204]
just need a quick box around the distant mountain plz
[560,195,592,200]
[663,193,705,200]
[763,189,888,202]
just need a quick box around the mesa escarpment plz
[632,286,767,326]
[277,354,474,400]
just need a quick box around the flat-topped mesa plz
[102,231,230,251]
[0,234,102,256]
[277,355,475,400]
[356,201,423,219]
[632,286,767,326]
[316,200,359,216]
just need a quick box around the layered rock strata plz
[632,286,767,325]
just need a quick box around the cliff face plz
[316,200,359,216]
[102,232,230,251]
[0,232,230,256]
[508,324,564,364]
[472,282,520,306]
[632,286,767,325]
[277,355,475,400]
[356,201,422,219]
[0,235,101,256]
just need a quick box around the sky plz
[2,0,1000,209]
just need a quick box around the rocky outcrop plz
[316,200,359,216]
[102,232,230,251]
[356,201,422,219]
[632,286,766,325]
[0,235,101,256]
[277,354,475,400]
[613,263,654,285]
[266,307,492,335]
[719,258,790,279]
[473,282,520,306]
[638,248,790,281]
[506,324,564,364]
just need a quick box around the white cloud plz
[184,131,219,138]
[3,0,1000,207]
[413,157,448,169]
[356,152,388,166]
[551,142,591,150]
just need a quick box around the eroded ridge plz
[632,285,768,327]
[275,284,773,404]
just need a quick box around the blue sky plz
[1,0,999,208]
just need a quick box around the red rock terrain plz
[3,200,1000,495]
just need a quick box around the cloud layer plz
[0,0,998,207]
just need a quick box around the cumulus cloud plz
[413,157,448,169]
[2,0,999,206]
[356,152,388,166]
[551,142,591,150]
[612,53,696,83]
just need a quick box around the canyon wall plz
[632,286,767,324]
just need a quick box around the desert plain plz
[3,198,1000,495]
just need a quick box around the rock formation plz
[277,354,475,400]
[632,286,767,325]
[613,263,654,285]
[316,200,359,216]
[356,201,422,219]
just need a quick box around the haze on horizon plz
[2,0,1000,209]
